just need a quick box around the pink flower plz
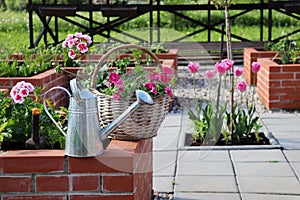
[83,35,92,44]
[221,58,234,71]
[215,62,227,75]
[20,88,29,96]
[237,81,247,92]
[77,42,88,54]
[148,72,160,81]
[166,86,173,97]
[67,38,77,48]
[105,82,111,88]
[234,67,244,77]
[188,62,199,74]
[162,67,173,74]
[24,82,34,92]
[160,74,172,84]
[145,82,157,95]
[117,79,124,93]
[112,93,121,100]
[251,62,261,73]
[108,73,119,84]
[206,70,214,79]
[68,49,76,59]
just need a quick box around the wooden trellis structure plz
[27,0,300,62]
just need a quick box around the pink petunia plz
[77,42,88,54]
[188,62,200,74]
[166,86,173,97]
[251,62,261,73]
[234,67,244,77]
[160,74,172,84]
[112,93,121,100]
[68,49,76,59]
[162,67,173,74]
[221,58,234,71]
[206,70,214,79]
[108,73,119,85]
[148,72,160,81]
[237,80,247,92]
[145,82,157,95]
[215,62,227,75]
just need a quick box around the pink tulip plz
[205,70,214,79]
[215,62,227,75]
[188,62,200,74]
[234,67,244,77]
[237,81,247,92]
[251,62,261,73]
[221,58,234,71]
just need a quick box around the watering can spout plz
[99,90,153,141]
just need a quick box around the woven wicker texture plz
[90,44,170,140]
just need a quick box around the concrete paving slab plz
[290,162,300,178]
[153,176,174,192]
[284,150,300,161]
[242,193,300,200]
[174,176,238,193]
[161,113,182,127]
[153,151,177,176]
[237,177,300,194]
[234,162,295,177]
[154,126,180,151]
[177,161,234,176]
[230,149,286,162]
[273,135,300,150]
[177,150,231,162]
[174,192,240,200]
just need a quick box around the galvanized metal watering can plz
[43,79,153,157]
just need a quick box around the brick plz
[2,195,67,200]
[0,150,65,173]
[71,175,100,191]
[282,80,300,87]
[69,195,133,200]
[102,175,134,192]
[0,176,32,192]
[36,175,69,192]
[269,73,294,80]
[68,149,134,173]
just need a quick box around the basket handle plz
[90,44,161,89]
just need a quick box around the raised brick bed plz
[257,57,300,110]
[243,47,277,85]
[0,139,153,200]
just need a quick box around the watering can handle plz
[43,86,71,137]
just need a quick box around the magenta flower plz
[162,67,173,74]
[108,73,119,85]
[117,79,124,93]
[13,94,25,104]
[234,67,244,77]
[221,58,234,71]
[251,62,261,73]
[215,62,227,75]
[206,70,214,79]
[166,86,173,97]
[160,74,172,84]
[148,72,160,81]
[145,82,157,95]
[237,81,247,92]
[10,81,34,104]
[62,32,92,59]
[188,62,200,74]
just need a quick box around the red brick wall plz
[0,139,153,200]
[257,58,300,110]
[243,48,277,85]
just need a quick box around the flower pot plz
[243,47,277,85]
[257,57,300,110]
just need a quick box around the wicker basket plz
[90,44,170,140]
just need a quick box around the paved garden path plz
[153,110,300,200]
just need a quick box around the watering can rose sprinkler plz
[43,79,153,157]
